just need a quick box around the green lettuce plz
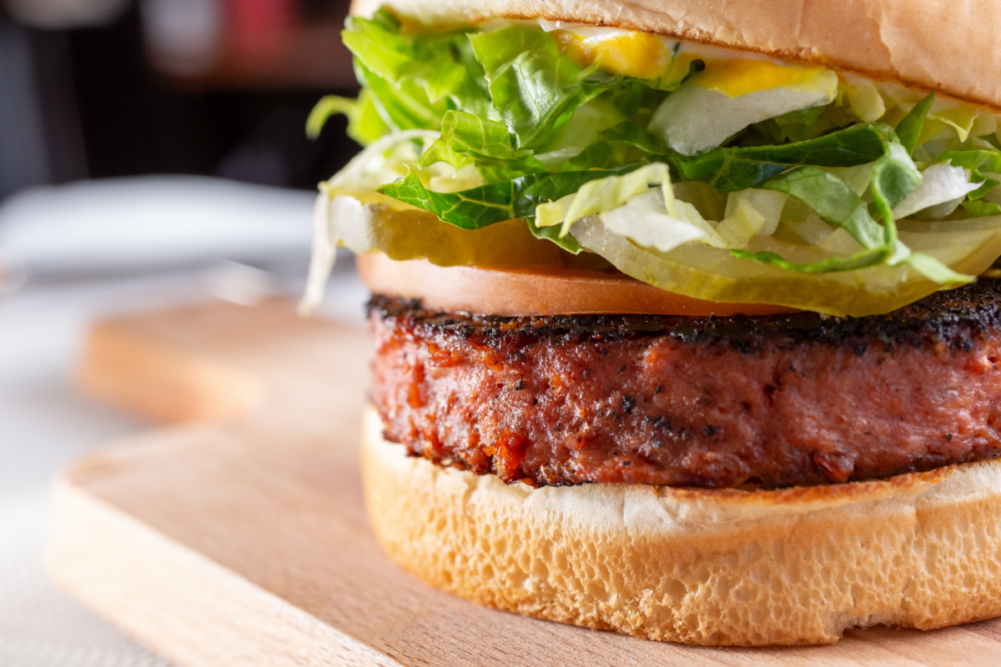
[343,10,492,122]
[418,111,536,170]
[668,124,899,192]
[604,122,898,191]
[378,163,640,228]
[940,149,1001,200]
[467,25,621,151]
[895,92,936,155]
[306,92,387,145]
[304,9,1001,314]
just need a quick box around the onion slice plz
[357,254,797,317]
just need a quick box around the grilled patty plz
[368,280,1001,488]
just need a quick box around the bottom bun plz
[360,404,1001,645]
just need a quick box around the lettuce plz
[533,98,626,166]
[306,94,384,145]
[719,189,787,241]
[761,106,827,143]
[734,167,892,273]
[895,92,935,155]
[378,163,640,229]
[963,200,1001,218]
[844,81,886,124]
[648,73,837,155]
[733,139,926,274]
[892,163,980,219]
[355,61,442,132]
[599,189,710,253]
[305,10,1001,315]
[328,129,440,190]
[668,123,898,192]
[604,121,899,192]
[418,111,539,174]
[940,150,1001,200]
[534,163,671,236]
[467,25,620,151]
[343,11,492,122]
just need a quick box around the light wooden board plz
[47,299,1001,666]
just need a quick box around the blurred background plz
[1,0,359,198]
[0,1,367,664]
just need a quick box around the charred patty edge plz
[367,278,1001,353]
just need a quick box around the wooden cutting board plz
[46,299,1001,666]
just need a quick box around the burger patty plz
[368,280,1001,488]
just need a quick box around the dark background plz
[0,0,361,202]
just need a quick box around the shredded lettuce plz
[467,25,620,151]
[648,73,837,155]
[418,111,537,174]
[895,93,936,155]
[599,189,709,253]
[720,189,787,240]
[893,163,980,219]
[378,163,640,229]
[303,9,1001,315]
[667,124,899,192]
[535,163,671,236]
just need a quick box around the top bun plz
[350,0,1001,111]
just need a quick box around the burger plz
[302,0,1001,645]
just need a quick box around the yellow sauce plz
[553,27,834,98]
[553,31,672,80]
[693,59,835,98]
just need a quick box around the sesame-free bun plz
[361,404,1001,645]
[350,0,1001,111]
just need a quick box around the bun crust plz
[350,0,1001,111]
[361,404,1001,645]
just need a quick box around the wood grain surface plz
[47,299,1001,665]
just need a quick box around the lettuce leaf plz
[892,163,979,219]
[963,200,1001,218]
[554,141,617,171]
[306,92,388,146]
[377,164,639,229]
[570,214,1001,317]
[599,189,709,253]
[760,105,827,143]
[355,61,442,132]
[534,163,671,236]
[603,121,898,192]
[525,218,585,253]
[668,123,898,192]
[343,13,491,121]
[895,92,935,155]
[940,149,1001,200]
[719,189,788,241]
[759,167,888,251]
[601,121,667,154]
[418,111,536,170]
[649,74,837,155]
[733,139,925,274]
[467,25,621,150]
